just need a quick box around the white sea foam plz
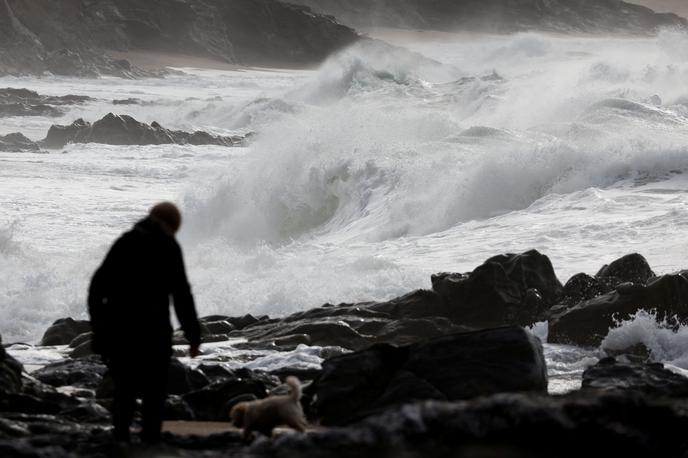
[602,310,688,369]
[3,30,688,348]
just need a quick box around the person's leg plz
[140,357,169,444]
[110,360,136,442]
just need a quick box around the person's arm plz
[169,240,202,356]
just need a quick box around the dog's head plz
[230,402,248,428]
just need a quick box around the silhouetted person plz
[88,202,201,443]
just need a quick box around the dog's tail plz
[286,376,302,401]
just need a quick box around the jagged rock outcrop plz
[549,273,688,346]
[582,357,688,397]
[42,113,244,148]
[0,133,39,152]
[284,0,687,34]
[430,250,562,327]
[0,0,359,77]
[311,326,547,425]
[0,88,92,117]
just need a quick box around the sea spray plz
[602,310,688,369]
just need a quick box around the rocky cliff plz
[283,0,687,34]
[0,0,359,77]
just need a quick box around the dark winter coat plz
[88,217,201,360]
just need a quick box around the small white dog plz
[230,376,307,440]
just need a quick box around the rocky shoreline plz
[2,250,688,456]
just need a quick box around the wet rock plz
[183,369,280,421]
[2,377,109,424]
[582,357,688,397]
[32,355,106,389]
[267,391,688,458]
[68,332,93,349]
[164,395,195,421]
[559,273,607,306]
[596,253,655,286]
[311,326,547,425]
[0,335,23,395]
[431,250,562,327]
[167,358,209,395]
[197,363,234,381]
[39,318,91,346]
[0,133,40,152]
[549,273,688,346]
[244,319,371,350]
[203,320,235,335]
[0,87,92,118]
[42,113,241,149]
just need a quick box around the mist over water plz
[3,30,688,348]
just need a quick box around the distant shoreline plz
[106,50,246,72]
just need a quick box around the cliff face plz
[0,0,359,77]
[283,0,687,34]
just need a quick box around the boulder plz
[39,318,91,346]
[430,250,562,327]
[32,355,106,389]
[311,326,547,425]
[0,133,39,152]
[0,335,23,395]
[549,274,688,346]
[42,113,241,149]
[595,253,655,286]
[582,357,688,397]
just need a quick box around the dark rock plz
[430,250,562,327]
[163,395,195,421]
[559,272,607,306]
[596,253,655,285]
[0,87,92,118]
[167,358,209,395]
[69,340,95,358]
[582,357,688,397]
[203,320,235,335]
[41,118,89,150]
[265,391,688,458]
[1,377,109,424]
[312,326,547,425]
[549,273,688,346]
[32,356,106,389]
[112,98,143,105]
[183,370,278,421]
[42,113,241,149]
[39,318,91,346]
[0,335,23,395]
[197,364,234,381]
[68,332,93,349]
[0,133,40,152]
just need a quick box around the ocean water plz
[3,30,688,392]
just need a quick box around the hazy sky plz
[633,0,688,17]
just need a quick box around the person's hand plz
[189,344,201,358]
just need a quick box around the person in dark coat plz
[88,202,201,443]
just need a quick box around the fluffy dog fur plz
[230,376,307,439]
